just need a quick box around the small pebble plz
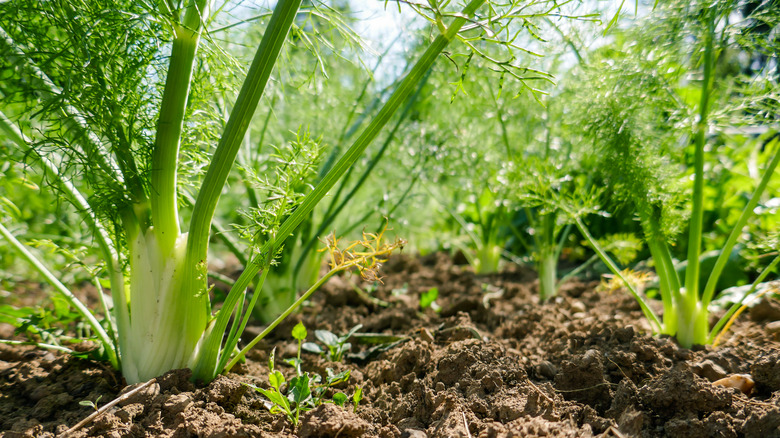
[581,349,601,367]
[402,429,427,438]
[419,328,435,344]
[713,374,754,395]
[570,300,587,314]
[536,361,557,380]
[766,320,780,334]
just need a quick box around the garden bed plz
[2,253,780,437]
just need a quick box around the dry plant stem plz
[462,411,473,438]
[60,378,157,438]
[605,425,629,438]
[527,379,555,405]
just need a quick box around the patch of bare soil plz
[2,252,780,437]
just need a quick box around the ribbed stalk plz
[645,237,677,336]
[223,265,341,373]
[576,217,662,332]
[188,0,304,382]
[683,10,715,304]
[300,68,433,269]
[537,249,557,302]
[701,138,780,305]
[535,213,557,300]
[475,243,502,274]
[150,14,205,253]
[194,0,488,382]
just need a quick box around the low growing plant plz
[246,322,358,426]
[302,324,363,363]
[420,287,440,311]
[78,396,102,412]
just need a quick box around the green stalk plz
[509,221,533,254]
[536,212,557,301]
[369,160,426,232]
[558,253,598,286]
[223,266,342,373]
[237,97,275,212]
[217,266,271,374]
[554,223,573,262]
[434,189,488,271]
[260,0,486,276]
[193,0,487,381]
[480,205,505,274]
[186,0,302,284]
[475,241,502,274]
[187,0,304,382]
[537,248,557,301]
[641,209,684,333]
[701,137,780,305]
[322,39,399,177]
[683,10,715,304]
[494,95,512,157]
[709,254,780,342]
[576,217,662,332]
[214,270,254,374]
[212,220,249,267]
[0,224,119,369]
[181,191,247,266]
[150,0,211,252]
[645,237,678,336]
[295,68,433,276]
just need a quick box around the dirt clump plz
[1,253,780,437]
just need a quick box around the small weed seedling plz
[246,322,362,426]
[78,395,102,411]
[331,385,363,411]
[420,287,441,312]
[302,324,363,363]
[352,386,363,410]
[247,348,299,425]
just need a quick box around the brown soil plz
[2,253,780,437]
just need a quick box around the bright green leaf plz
[292,321,307,341]
[332,392,348,406]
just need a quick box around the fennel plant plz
[0,0,546,384]
[573,0,780,348]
